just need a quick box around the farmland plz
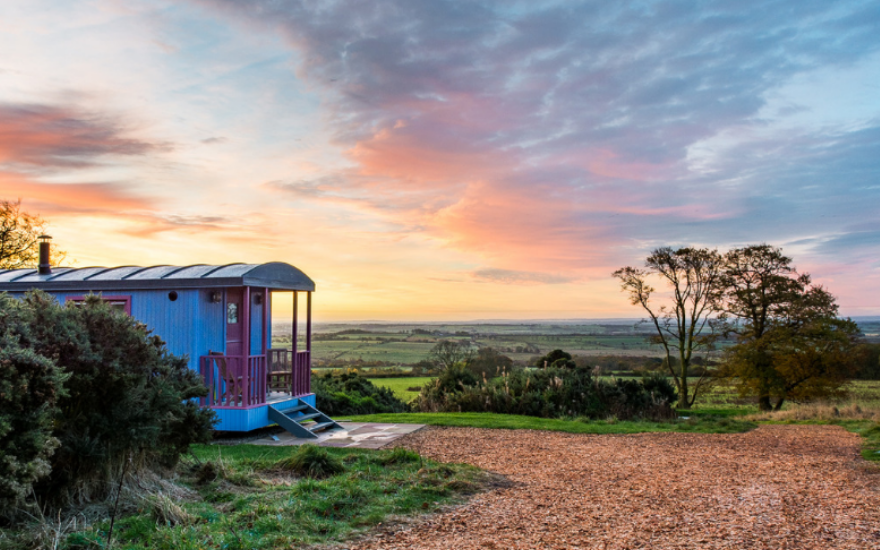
[272,317,880,371]
[272,320,713,369]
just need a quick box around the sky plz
[0,0,879,321]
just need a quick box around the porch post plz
[306,292,312,393]
[242,286,251,404]
[261,288,268,355]
[292,291,298,395]
[292,291,298,353]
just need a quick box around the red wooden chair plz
[209,351,242,405]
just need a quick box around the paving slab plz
[248,422,425,449]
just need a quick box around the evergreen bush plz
[0,291,216,510]
[414,365,676,420]
[0,294,68,513]
[313,372,407,416]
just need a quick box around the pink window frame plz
[66,294,132,315]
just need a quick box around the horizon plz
[2,1,879,320]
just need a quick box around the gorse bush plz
[414,364,677,420]
[0,291,216,513]
[0,295,68,513]
[313,372,407,416]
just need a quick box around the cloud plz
[471,268,574,285]
[0,174,154,214]
[195,0,880,284]
[0,102,166,171]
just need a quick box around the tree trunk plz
[773,398,785,411]
[758,395,772,411]
[677,363,690,409]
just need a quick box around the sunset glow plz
[1,1,879,320]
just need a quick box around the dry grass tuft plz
[745,403,880,422]
[143,492,197,527]
[5,511,89,550]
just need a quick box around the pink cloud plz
[0,103,163,169]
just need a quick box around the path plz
[353,425,880,549]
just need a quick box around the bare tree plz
[429,340,475,371]
[613,247,725,409]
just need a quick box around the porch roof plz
[0,262,315,292]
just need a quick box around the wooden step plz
[309,421,336,433]
[295,412,322,423]
[275,404,309,416]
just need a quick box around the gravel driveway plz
[352,424,880,549]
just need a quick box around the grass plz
[368,376,434,402]
[345,412,757,434]
[13,444,485,550]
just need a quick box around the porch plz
[198,349,312,409]
[195,286,325,432]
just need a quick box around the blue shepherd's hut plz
[0,237,341,437]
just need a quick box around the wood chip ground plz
[351,425,880,549]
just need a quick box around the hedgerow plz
[414,365,677,420]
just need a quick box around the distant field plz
[273,320,880,384]
[272,322,678,367]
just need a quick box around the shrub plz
[414,366,676,420]
[465,347,513,380]
[313,372,407,416]
[0,294,69,513]
[535,349,576,369]
[1,291,216,508]
[275,445,345,478]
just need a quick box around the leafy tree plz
[852,343,880,380]
[0,199,67,269]
[722,245,856,410]
[614,247,725,408]
[467,347,513,379]
[535,349,576,369]
[429,339,474,371]
[0,200,44,269]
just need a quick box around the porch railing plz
[200,354,267,408]
[268,348,311,396]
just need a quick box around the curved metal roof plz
[0,262,315,292]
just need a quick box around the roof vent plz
[38,235,52,275]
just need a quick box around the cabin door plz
[226,288,244,356]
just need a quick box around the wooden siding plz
[12,289,226,373]
[198,289,226,364]
[8,288,313,432]
[212,394,316,431]
[249,292,264,356]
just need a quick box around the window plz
[227,302,239,324]
[66,295,132,315]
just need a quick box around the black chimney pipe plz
[38,235,52,275]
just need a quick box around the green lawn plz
[36,445,484,550]
[345,412,756,434]
[368,376,434,402]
